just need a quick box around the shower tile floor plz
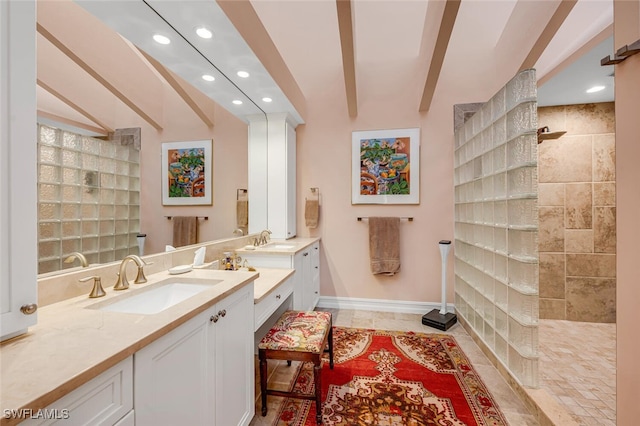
[251,309,539,425]
[538,319,616,426]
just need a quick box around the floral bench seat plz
[258,310,334,424]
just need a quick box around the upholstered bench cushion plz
[258,311,332,353]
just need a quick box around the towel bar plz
[357,217,413,222]
[165,216,208,220]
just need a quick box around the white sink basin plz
[260,243,295,250]
[90,278,222,315]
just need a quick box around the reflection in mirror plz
[36,0,264,276]
[37,124,141,275]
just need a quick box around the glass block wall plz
[453,69,539,387]
[37,124,140,274]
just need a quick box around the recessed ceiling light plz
[195,27,213,39]
[153,34,171,45]
[262,97,273,103]
[586,85,606,93]
[237,71,250,78]
[202,74,215,82]
[232,100,243,105]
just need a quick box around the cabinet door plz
[292,252,304,310]
[22,357,133,426]
[301,249,313,311]
[134,308,215,426]
[214,283,254,426]
[310,242,320,308]
[0,0,38,342]
[266,113,297,239]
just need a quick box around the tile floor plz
[538,319,616,426]
[250,309,539,425]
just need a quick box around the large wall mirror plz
[36,0,269,275]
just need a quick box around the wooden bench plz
[258,310,334,424]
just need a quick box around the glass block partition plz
[37,124,140,274]
[453,69,539,387]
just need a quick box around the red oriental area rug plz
[269,327,508,426]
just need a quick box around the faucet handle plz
[134,262,149,284]
[113,272,129,291]
[79,276,106,298]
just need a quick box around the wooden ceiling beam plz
[136,48,215,128]
[36,1,164,130]
[336,0,357,118]
[419,0,461,112]
[37,79,114,133]
[37,110,109,136]
[217,0,307,121]
[519,0,578,71]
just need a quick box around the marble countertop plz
[236,236,320,255]
[0,268,258,424]
[253,268,295,303]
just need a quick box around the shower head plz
[537,126,567,144]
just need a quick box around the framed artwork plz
[161,140,213,205]
[352,128,420,204]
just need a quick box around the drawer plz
[22,357,133,426]
[254,276,294,331]
[242,254,292,269]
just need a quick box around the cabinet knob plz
[20,303,38,315]
[303,252,309,257]
[276,294,281,299]
[315,266,319,269]
[218,309,227,317]
[315,291,318,294]
[210,315,219,323]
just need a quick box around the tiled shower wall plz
[454,69,539,387]
[37,124,140,274]
[538,103,616,323]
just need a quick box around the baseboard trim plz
[317,296,454,315]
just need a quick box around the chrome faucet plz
[113,255,148,291]
[64,252,89,268]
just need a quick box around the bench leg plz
[260,354,268,416]
[328,326,334,369]
[314,362,322,424]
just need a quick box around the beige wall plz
[614,0,640,422]
[537,103,616,322]
[294,66,459,305]
[139,85,248,255]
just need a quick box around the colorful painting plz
[352,128,420,204]
[161,140,212,205]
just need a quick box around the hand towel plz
[172,216,198,247]
[305,199,319,228]
[368,217,401,275]
[237,199,249,227]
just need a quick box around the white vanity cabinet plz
[0,0,38,342]
[243,241,320,312]
[247,113,297,239]
[134,283,254,426]
[266,113,297,240]
[22,357,133,426]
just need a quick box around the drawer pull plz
[210,315,219,323]
[303,252,309,256]
[276,294,281,299]
[219,309,227,317]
